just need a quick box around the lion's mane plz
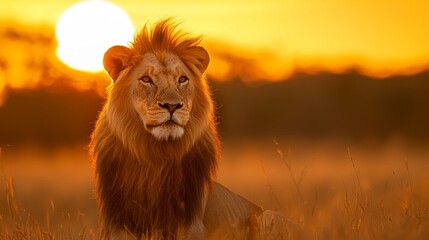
[90,19,220,239]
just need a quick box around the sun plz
[55,0,135,72]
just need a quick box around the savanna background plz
[1,0,429,239]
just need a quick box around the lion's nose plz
[158,102,183,114]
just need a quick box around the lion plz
[90,18,291,240]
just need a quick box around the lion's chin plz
[149,123,185,141]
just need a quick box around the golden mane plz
[129,18,207,76]
[90,19,220,239]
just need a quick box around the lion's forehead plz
[142,52,185,75]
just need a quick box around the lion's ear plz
[103,45,132,81]
[189,46,210,74]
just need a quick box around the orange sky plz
[1,0,429,79]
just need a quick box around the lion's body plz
[90,19,290,239]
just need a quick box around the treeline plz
[214,70,429,142]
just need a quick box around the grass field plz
[0,140,428,239]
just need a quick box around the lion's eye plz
[139,76,153,84]
[179,76,189,84]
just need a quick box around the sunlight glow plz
[0,0,428,82]
[55,0,134,72]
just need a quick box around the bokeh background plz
[0,0,428,239]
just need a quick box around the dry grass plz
[0,147,97,240]
[0,141,429,239]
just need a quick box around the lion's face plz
[102,26,210,143]
[129,52,195,140]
